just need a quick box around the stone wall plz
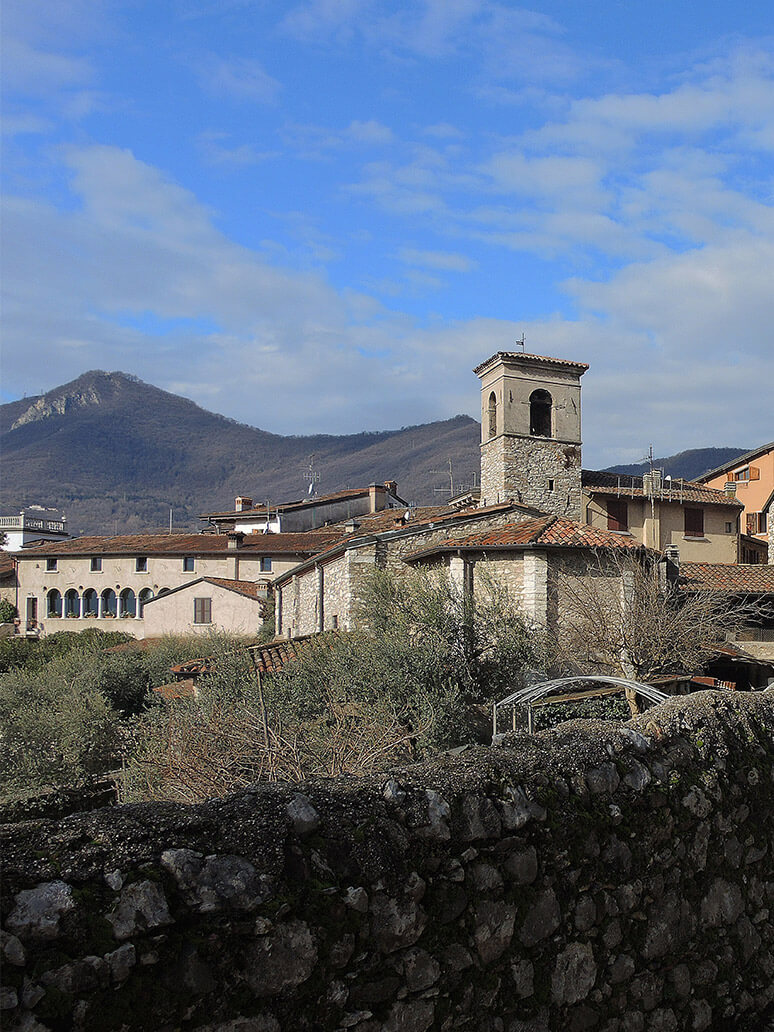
[481,435,582,520]
[2,690,773,1032]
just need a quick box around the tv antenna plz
[431,458,456,499]
[514,332,526,352]
[303,454,320,497]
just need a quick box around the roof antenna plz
[303,454,320,498]
[515,332,526,352]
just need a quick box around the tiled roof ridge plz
[474,351,589,375]
[199,484,404,519]
[17,528,346,557]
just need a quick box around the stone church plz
[276,350,646,640]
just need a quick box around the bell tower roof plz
[474,351,589,377]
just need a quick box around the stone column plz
[522,551,548,630]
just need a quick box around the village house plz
[199,482,406,534]
[13,529,345,638]
[696,442,774,563]
[581,469,742,563]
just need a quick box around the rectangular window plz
[90,557,102,572]
[135,557,148,572]
[761,512,768,534]
[734,468,750,481]
[747,513,757,537]
[183,557,195,572]
[607,498,628,532]
[260,557,272,572]
[684,507,704,537]
[194,597,212,624]
[725,522,733,534]
[46,558,58,572]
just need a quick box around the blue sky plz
[2,0,773,467]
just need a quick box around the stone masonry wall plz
[481,435,583,520]
[2,691,773,1032]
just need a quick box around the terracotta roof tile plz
[582,470,741,508]
[406,516,647,558]
[247,631,340,674]
[680,563,774,593]
[153,679,197,701]
[201,577,268,600]
[17,530,345,558]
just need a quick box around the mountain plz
[604,447,751,482]
[0,371,482,535]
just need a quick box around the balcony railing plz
[0,515,67,534]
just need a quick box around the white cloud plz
[398,248,474,271]
[197,131,279,166]
[197,55,281,103]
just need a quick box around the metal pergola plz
[492,676,670,737]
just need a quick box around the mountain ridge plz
[0,371,482,534]
[0,371,752,536]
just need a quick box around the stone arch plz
[64,588,80,618]
[138,588,154,617]
[488,391,497,438]
[120,587,137,619]
[47,588,62,618]
[101,588,117,618]
[82,589,98,616]
[529,389,552,437]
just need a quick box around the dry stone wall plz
[2,691,774,1032]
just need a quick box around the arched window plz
[101,588,117,618]
[64,589,80,618]
[529,389,552,437]
[47,589,62,618]
[488,391,497,438]
[138,588,154,617]
[82,589,98,616]
[119,588,137,619]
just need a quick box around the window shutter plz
[607,498,628,532]
[749,466,760,481]
[684,507,704,537]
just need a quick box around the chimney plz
[235,496,253,512]
[384,480,398,497]
[368,484,382,513]
[227,532,245,551]
[659,544,680,591]
[343,518,360,533]
[724,481,737,498]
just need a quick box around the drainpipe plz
[316,564,324,633]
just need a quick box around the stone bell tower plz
[474,350,589,519]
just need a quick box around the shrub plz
[0,599,18,623]
[120,572,544,802]
[0,651,121,800]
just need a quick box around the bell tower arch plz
[474,350,588,518]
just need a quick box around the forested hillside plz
[0,371,481,535]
